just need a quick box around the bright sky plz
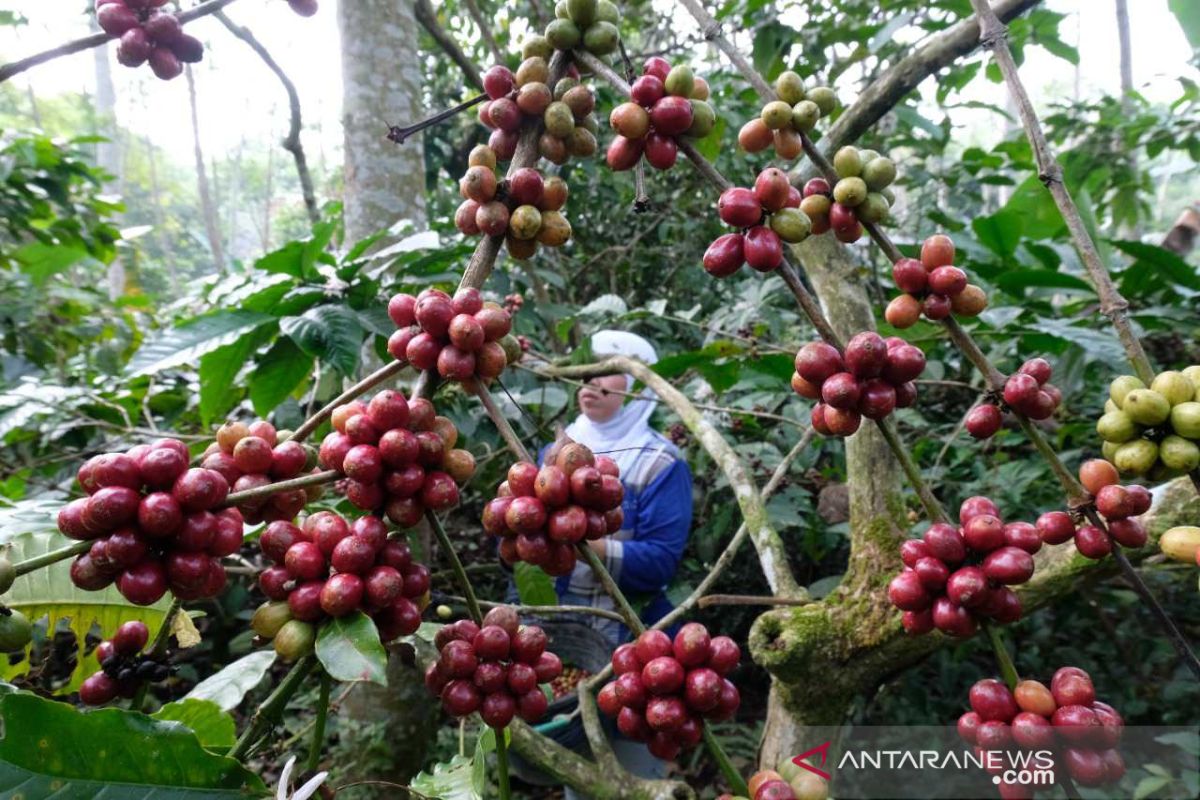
[1,1,1195,170]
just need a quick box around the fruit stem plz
[967,0,1156,386]
[426,510,484,625]
[385,93,488,146]
[1059,770,1084,799]
[132,598,182,712]
[289,360,407,444]
[468,378,534,464]
[574,543,645,634]
[221,469,340,508]
[228,654,315,762]
[1082,506,1200,682]
[877,417,951,524]
[494,727,513,800]
[983,622,1019,691]
[306,670,331,773]
[702,723,751,797]
[436,593,627,623]
[12,540,91,577]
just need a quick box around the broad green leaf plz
[315,612,387,685]
[692,116,727,163]
[198,326,270,427]
[1,532,170,693]
[127,310,275,377]
[1112,240,1200,291]
[972,208,1025,258]
[1002,175,1063,239]
[994,269,1095,294]
[280,304,364,377]
[409,754,481,800]
[0,692,263,793]
[185,650,276,711]
[13,242,90,285]
[249,336,314,416]
[1169,0,1200,48]
[514,561,557,606]
[255,239,305,278]
[0,496,61,543]
[152,699,237,751]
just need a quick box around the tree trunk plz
[335,1,433,789]
[91,21,125,300]
[144,135,180,295]
[1114,0,1140,237]
[185,66,226,274]
[337,0,426,245]
[758,236,910,769]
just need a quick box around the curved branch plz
[0,0,240,84]
[214,10,319,223]
[462,0,505,66]
[414,0,483,90]
[540,357,804,599]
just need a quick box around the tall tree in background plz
[334,1,435,788]
[337,0,426,244]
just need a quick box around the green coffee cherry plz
[807,86,837,116]
[760,101,793,130]
[862,157,897,191]
[664,65,694,98]
[1160,435,1200,471]
[583,21,619,55]
[1151,371,1196,406]
[251,601,293,640]
[545,19,581,50]
[775,70,806,105]
[596,0,620,24]
[1109,375,1144,408]
[274,620,316,662]
[0,610,32,653]
[567,0,597,26]
[791,100,820,132]
[0,557,14,595]
[770,208,812,243]
[1114,439,1158,475]
[523,36,554,60]
[1096,410,1138,443]
[833,146,862,178]
[1170,401,1200,438]
[436,604,453,620]
[1122,389,1171,426]
[832,177,868,207]
[685,100,716,138]
[857,192,890,224]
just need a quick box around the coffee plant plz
[0,1,1197,799]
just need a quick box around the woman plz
[548,330,694,643]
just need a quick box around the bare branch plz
[462,0,506,66]
[214,10,319,222]
[0,0,240,84]
[414,0,483,90]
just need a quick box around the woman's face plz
[577,374,627,422]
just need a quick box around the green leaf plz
[691,116,727,162]
[185,650,276,711]
[13,242,90,285]
[514,561,557,606]
[1002,175,1064,240]
[280,304,364,377]
[301,221,337,281]
[152,699,237,751]
[1,532,171,693]
[972,208,1025,258]
[127,310,274,377]
[1112,240,1200,290]
[1133,775,1173,800]
[1169,0,1200,48]
[254,240,305,278]
[249,336,314,417]
[409,754,481,800]
[198,326,270,427]
[994,269,1095,294]
[0,691,262,793]
[315,612,387,685]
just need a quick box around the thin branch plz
[697,595,813,608]
[426,511,484,624]
[968,0,1154,384]
[468,378,534,464]
[289,360,406,443]
[222,469,340,507]
[463,0,505,66]
[214,10,319,223]
[12,540,91,577]
[436,594,627,623]
[0,0,240,84]
[228,655,315,761]
[575,543,645,633]
[414,0,483,89]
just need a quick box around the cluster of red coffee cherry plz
[966,358,1065,439]
[387,288,515,382]
[60,440,240,606]
[959,670,1125,793]
[1034,460,1151,561]
[199,420,320,524]
[607,57,716,172]
[318,391,475,527]
[597,625,741,760]
[792,334,925,437]
[703,168,811,277]
[96,1,202,80]
[890,496,1041,637]
[79,621,169,705]
[425,607,563,729]
[885,235,988,327]
[795,146,897,244]
[455,156,572,261]
[258,511,429,638]
[479,61,597,164]
[483,442,624,577]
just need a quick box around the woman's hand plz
[587,538,608,558]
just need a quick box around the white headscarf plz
[564,330,663,482]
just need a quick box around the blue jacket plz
[539,436,694,642]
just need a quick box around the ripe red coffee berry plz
[946,566,990,608]
[634,629,673,664]
[706,636,740,675]
[900,539,931,567]
[982,546,1034,585]
[672,622,711,667]
[1036,511,1076,545]
[641,656,685,695]
[913,556,950,591]
[963,514,1005,552]
[959,496,1000,525]
[320,573,364,617]
[285,541,325,581]
[111,620,150,655]
[1074,525,1112,559]
[922,523,967,564]
[966,404,1003,439]
[888,571,931,612]
[969,679,1019,723]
